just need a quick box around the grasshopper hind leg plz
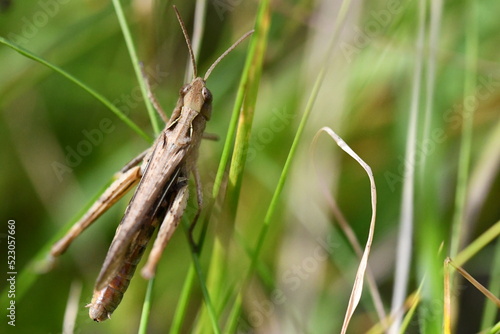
[141,177,189,279]
[49,149,150,259]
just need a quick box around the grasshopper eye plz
[202,87,212,102]
[180,84,190,95]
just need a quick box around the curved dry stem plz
[311,137,388,330]
[311,127,378,334]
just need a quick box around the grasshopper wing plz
[95,134,188,290]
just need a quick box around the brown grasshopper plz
[49,7,253,322]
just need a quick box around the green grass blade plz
[225,67,322,334]
[173,1,270,331]
[0,36,151,142]
[449,0,478,258]
[480,224,500,329]
[0,8,116,107]
[224,1,354,331]
[217,0,272,331]
[446,1,478,328]
[487,322,500,334]
[169,266,196,334]
[399,293,420,334]
[138,277,155,334]
[111,0,160,135]
[210,20,268,200]
[197,0,271,330]
[454,220,500,267]
[391,0,426,330]
[225,2,269,210]
[183,222,221,334]
[193,239,224,334]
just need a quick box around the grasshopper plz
[49,6,253,322]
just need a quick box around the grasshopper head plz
[179,77,212,120]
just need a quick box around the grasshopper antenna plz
[173,5,197,80]
[204,29,254,81]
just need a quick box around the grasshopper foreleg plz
[141,62,169,123]
[202,133,219,141]
[119,148,149,174]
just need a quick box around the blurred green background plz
[0,0,499,333]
